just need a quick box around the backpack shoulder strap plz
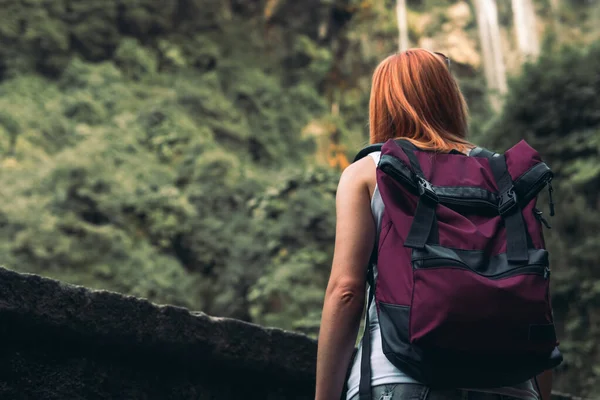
[353,139,420,163]
[470,145,529,262]
[469,146,497,158]
[353,144,383,162]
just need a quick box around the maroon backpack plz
[353,139,562,399]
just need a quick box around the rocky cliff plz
[0,267,588,399]
[0,266,315,399]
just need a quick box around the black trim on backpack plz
[411,245,549,279]
[529,324,558,342]
[377,152,553,215]
[378,300,563,389]
[514,163,554,203]
[378,303,424,375]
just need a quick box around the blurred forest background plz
[0,0,599,396]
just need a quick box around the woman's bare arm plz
[315,159,376,400]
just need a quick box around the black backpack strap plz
[356,211,383,400]
[355,139,437,250]
[471,147,530,262]
[353,144,383,163]
[488,155,530,263]
[354,139,421,163]
[469,146,496,158]
[394,140,439,249]
[358,266,375,400]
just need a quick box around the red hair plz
[369,49,471,153]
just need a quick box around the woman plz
[315,49,553,400]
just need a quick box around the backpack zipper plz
[379,158,498,210]
[534,208,551,229]
[548,180,555,216]
[436,195,497,210]
[414,257,549,280]
[380,156,555,214]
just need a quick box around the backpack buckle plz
[498,187,518,216]
[417,177,438,204]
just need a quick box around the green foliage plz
[0,0,345,333]
[0,54,336,324]
[114,39,158,80]
[247,167,338,334]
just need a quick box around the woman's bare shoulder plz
[337,156,377,198]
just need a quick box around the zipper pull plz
[548,180,555,217]
[544,266,551,279]
[534,208,552,229]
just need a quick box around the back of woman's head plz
[369,49,470,152]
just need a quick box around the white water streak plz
[396,0,410,51]
[474,0,507,111]
[512,0,540,59]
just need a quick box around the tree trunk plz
[511,0,540,60]
[474,0,507,112]
[396,0,409,51]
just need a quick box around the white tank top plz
[345,151,540,400]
